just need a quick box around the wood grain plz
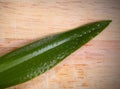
[0,0,120,89]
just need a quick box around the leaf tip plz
[103,20,112,25]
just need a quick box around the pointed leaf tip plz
[101,20,112,25]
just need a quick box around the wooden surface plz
[0,0,120,89]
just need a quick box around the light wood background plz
[0,0,120,89]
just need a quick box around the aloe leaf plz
[0,20,111,88]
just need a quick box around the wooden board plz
[0,0,120,89]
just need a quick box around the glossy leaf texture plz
[0,20,111,88]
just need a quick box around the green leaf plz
[0,20,111,88]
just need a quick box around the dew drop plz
[43,63,47,67]
[27,74,30,78]
[92,28,95,31]
[88,30,91,33]
[29,73,33,78]
[97,24,100,27]
[80,34,82,37]
[84,32,87,34]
